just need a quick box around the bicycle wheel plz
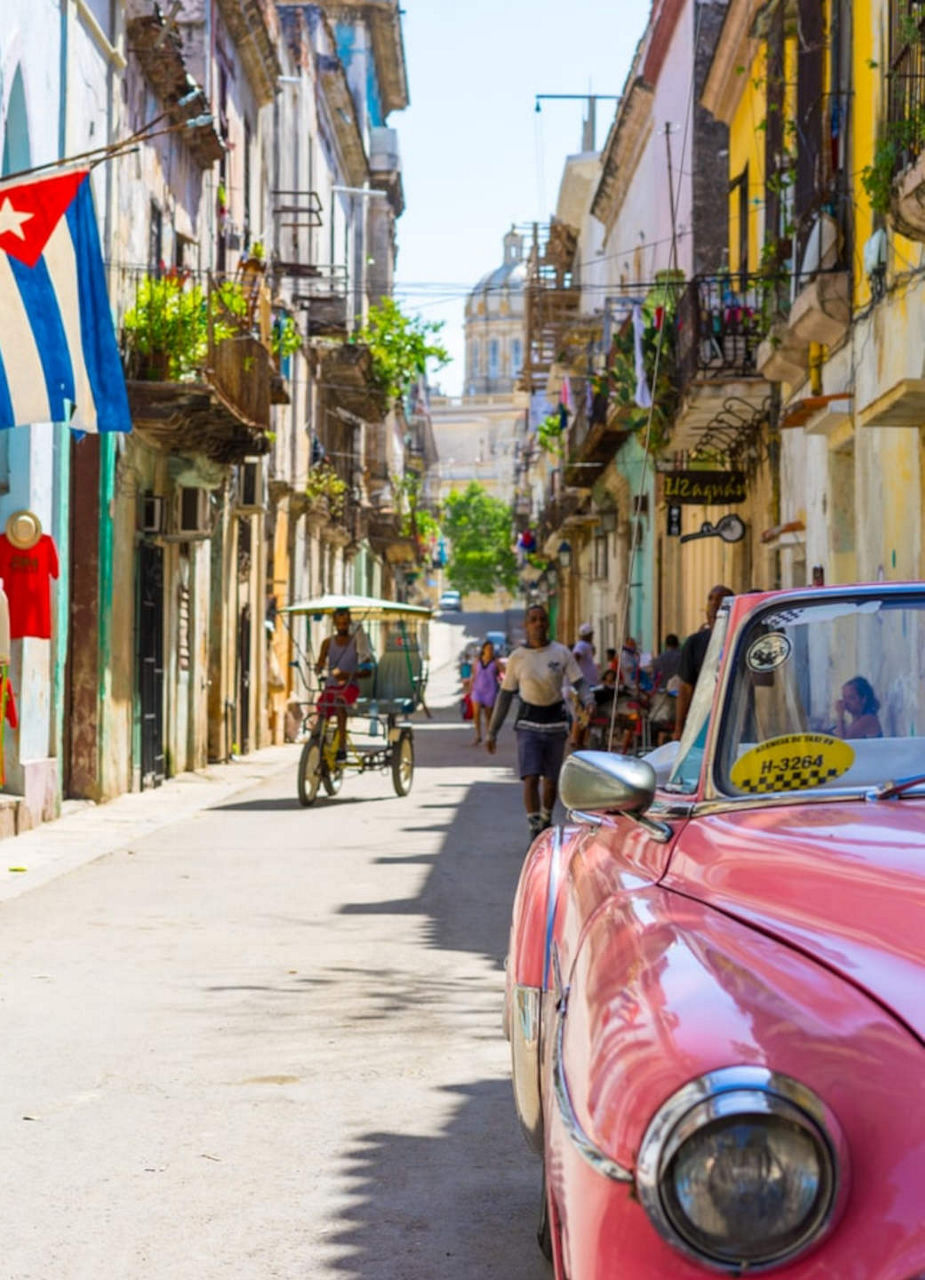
[297,733,323,806]
[391,729,414,796]
[320,719,344,796]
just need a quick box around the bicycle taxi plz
[281,593,431,806]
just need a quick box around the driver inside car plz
[315,607,373,761]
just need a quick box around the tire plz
[322,764,343,795]
[391,729,414,796]
[297,735,323,806]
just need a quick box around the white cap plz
[578,622,593,637]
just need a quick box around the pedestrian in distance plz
[468,639,501,746]
[486,603,595,842]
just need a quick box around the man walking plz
[487,604,595,841]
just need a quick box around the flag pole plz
[0,109,219,184]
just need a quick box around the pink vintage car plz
[505,584,925,1277]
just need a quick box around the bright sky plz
[393,0,647,395]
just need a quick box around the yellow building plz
[704,0,925,592]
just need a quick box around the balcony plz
[563,388,631,487]
[673,274,773,452]
[126,7,224,167]
[121,267,275,463]
[521,221,581,393]
[887,5,925,240]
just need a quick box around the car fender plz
[505,824,577,1153]
[552,887,925,1275]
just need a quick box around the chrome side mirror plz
[559,750,657,815]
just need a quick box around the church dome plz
[466,228,526,319]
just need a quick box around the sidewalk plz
[0,745,299,906]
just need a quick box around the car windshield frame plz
[709,589,925,802]
[664,609,730,795]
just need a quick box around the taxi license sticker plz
[730,733,855,794]
[746,632,792,673]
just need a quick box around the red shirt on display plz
[0,534,59,639]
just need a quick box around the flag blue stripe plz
[8,253,75,423]
[0,350,16,429]
[65,180,131,432]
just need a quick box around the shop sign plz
[663,470,747,505]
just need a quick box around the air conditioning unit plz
[176,486,211,535]
[236,457,267,513]
[139,493,164,534]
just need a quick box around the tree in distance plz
[443,482,519,596]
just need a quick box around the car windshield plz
[715,593,925,797]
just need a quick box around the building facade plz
[0,0,427,837]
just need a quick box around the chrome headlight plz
[636,1067,846,1272]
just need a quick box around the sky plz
[392,0,648,395]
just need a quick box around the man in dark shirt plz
[674,585,733,737]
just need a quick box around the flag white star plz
[0,197,34,241]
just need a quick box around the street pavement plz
[0,613,546,1279]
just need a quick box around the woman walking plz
[469,640,500,745]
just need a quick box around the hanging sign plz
[681,513,747,545]
[667,504,682,537]
[664,470,747,505]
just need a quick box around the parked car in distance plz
[437,589,462,612]
[505,582,925,1278]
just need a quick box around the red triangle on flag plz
[0,168,89,269]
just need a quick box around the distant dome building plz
[464,227,525,395]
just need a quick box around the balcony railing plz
[678,274,769,393]
[889,3,925,171]
[119,264,276,455]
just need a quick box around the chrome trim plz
[691,788,874,818]
[553,988,633,1184]
[568,809,604,827]
[636,1066,847,1274]
[569,805,673,842]
[510,984,543,1153]
[542,825,563,990]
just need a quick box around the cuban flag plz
[0,166,130,432]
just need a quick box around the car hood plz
[664,799,925,1042]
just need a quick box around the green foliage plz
[602,292,680,457]
[394,471,441,547]
[443,482,518,596]
[123,273,248,380]
[305,463,347,519]
[271,313,302,360]
[537,412,565,456]
[355,298,449,402]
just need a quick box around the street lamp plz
[557,540,573,570]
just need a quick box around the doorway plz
[138,543,165,786]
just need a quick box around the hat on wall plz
[6,509,42,550]
[578,621,593,637]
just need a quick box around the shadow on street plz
[327,1079,545,1280]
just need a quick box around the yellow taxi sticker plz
[730,733,855,795]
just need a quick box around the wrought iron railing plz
[118,263,275,427]
[677,274,770,391]
[889,2,925,171]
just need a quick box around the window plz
[149,202,163,272]
[511,337,523,374]
[470,341,480,376]
[593,532,609,581]
[489,339,500,379]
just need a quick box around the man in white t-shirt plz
[487,603,595,840]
